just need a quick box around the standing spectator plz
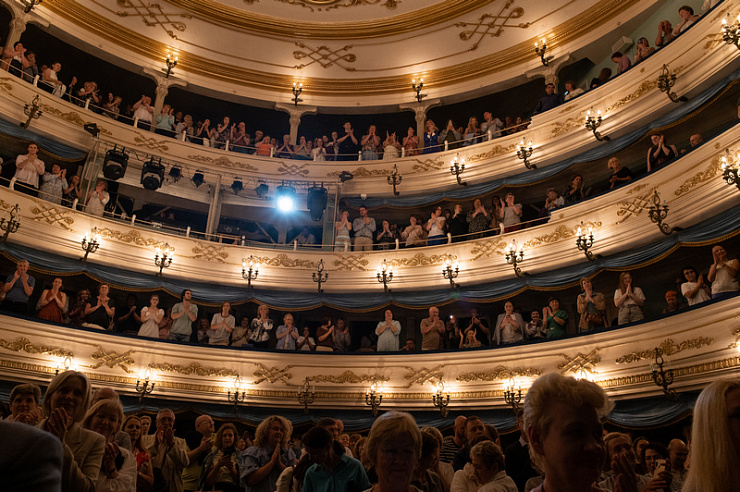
[542,297,568,338]
[276,135,294,159]
[239,416,297,492]
[231,122,250,153]
[480,112,504,139]
[467,199,490,239]
[101,93,122,120]
[198,423,241,492]
[337,122,359,161]
[84,283,115,330]
[116,293,141,334]
[401,215,425,248]
[312,137,326,160]
[680,266,710,307]
[138,294,163,338]
[42,62,68,97]
[249,304,274,349]
[647,134,678,172]
[276,313,299,350]
[532,83,563,115]
[2,259,34,314]
[504,410,537,491]
[668,439,689,485]
[446,315,463,349]
[562,174,585,205]
[376,219,398,250]
[297,326,316,351]
[673,5,700,35]
[36,277,66,323]
[403,127,420,156]
[333,318,351,352]
[39,164,68,204]
[382,131,401,160]
[590,68,612,89]
[707,244,739,299]
[493,301,524,345]
[170,289,198,342]
[68,288,90,326]
[449,204,468,242]
[576,277,607,332]
[325,131,340,160]
[375,309,401,351]
[499,193,522,233]
[14,142,45,197]
[2,41,26,73]
[441,416,467,465]
[302,426,370,492]
[426,206,447,246]
[352,206,376,251]
[439,120,462,150]
[607,157,632,189]
[361,125,381,160]
[155,104,175,135]
[463,117,481,146]
[141,409,189,492]
[420,306,445,351]
[82,400,137,491]
[209,302,235,346]
[335,210,352,251]
[121,415,155,490]
[634,37,655,63]
[132,95,154,129]
[655,20,675,47]
[525,310,546,339]
[465,307,491,346]
[183,414,215,492]
[563,81,584,101]
[85,179,109,216]
[614,272,645,325]
[423,120,440,154]
[62,174,82,208]
[230,317,251,347]
[611,52,631,74]
[21,51,38,83]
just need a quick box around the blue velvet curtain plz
[0,118,89,161]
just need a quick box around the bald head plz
[668,438,688,470]
[689,134,703,147]
[195,414,215,437]
[91,387,119,406]
[454,415,467,440]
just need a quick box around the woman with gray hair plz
[83,399,137,491]
[469,441,516,492]
[365,411,422,492]
[8,382,42,425]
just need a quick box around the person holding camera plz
[199,423,241,492]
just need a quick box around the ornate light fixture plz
[22,94,43,129]
[575,222,600,261]
[450,155,467,186]
[0,204,21,243]
[646,190,682,235]
[585,108,610,142]
[164,53,178,78]
[516,140,535,169]
[81,227,101,262]
[313,259,328,294]
[242,256,259,289]
[292,82,303,106]
[721,152,740,191]
[376,259,393,294]
[534,39,552,66]
[54,355,73,375]
[136,367,156,403]
[387,164,402,196]
[431,379,450,417]
[365,382,383,417]
[412,78,426,103]
[22,0,42,14]
[651,347,678,400]
[227,376,247,410]
[722,15,740,50]
[657,64,686,103]
[442,258,459,289]
[503,378,522,413]
[154,243,174,276]
[505,240,526,277]
[297,376,315,414]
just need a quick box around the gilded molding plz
[410,158,446,173]
[403,365,445,388]
[604,79,656,114]
[551,110,586,138]
[0,76,14,92]
[187,243,229,263]
[308,371,389,384]
[89,345,136,373]
[625,183,650,195]
[456,366,542,382]
[38,103,113,135]
[333,255,369,271]
[252,363,294,384]
[455,3,528,51]
[0,336,73,357]
[387,253,457,268]
[558,348,600,375]
[615,337,715,364]
[464,144,519,164]
[293,43,356,71]
[148,361,239,377]
[326,167,390,178]
[615,186,657,224]
[186,154,259,172]
[272,0,400,12]
[132,132,170,152]
[30,204,75,230]
[673,155,723,198]
[470,239,507,260]
[97,228,162,247]
[522,222,601,249]
[0,200,16,211]
[276,162,311,176]
[114,0,192,39]
[250,253,316,269]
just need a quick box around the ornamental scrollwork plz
[615,186,658,224]
[148,362,239,378]
[271,0,400,12]
[277,162,310,176]
[187,243,229,263]
[464,144,518,164]
[558,348,601,375]
[326,167,390,178]
[308,371,389,384]
[294,43,356,71]
[115,0,192,39]
[186,155,259,172]
[37,104,113,135]
[0,77,14,92]
[410,159,446,173]
[90,345,135,373]
[456,366,542,382]
[387,253,457,269]
[470,239,507,260]
[605,79,656,114]
[550,110,587,138]
[403,365,445,388]
[615,337,714,364]
[0,336,73,357]
[673,155,723,197]
[97,228,162,247]
[252,363,294,385]
[455,3,527,51]
[522,222,601,249]
[30,204,75,230]
[250,254,316,269]
[333,255,369,271]
[133,132,170,152]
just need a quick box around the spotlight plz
[255,182,269,198]
[307,183,327,221]
[192,170,205,188]
[276,182,296,212]
[168,166,182,182]
[231,178,243,195]
[339,171,354,183]
[84,123,100,138]
[102,145,128,180]
[141,157,165,190]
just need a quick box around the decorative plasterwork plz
[0,336,73,357]
[30,204,75,230]
[308,371,389,384]
[456,365,542,382]
[89,345,136,373]
[276,162,311,176]
[293,43,356,71]
[132,132,171,152]
[464,144,518,164]
[333,255,369,271]
[326,167,390,178]
[250,254,316,269]
[455,2,528,51]
[673,155,724,198]
[148,361,239,377]
[522,222,601,249]
[615,186,658,224]
[187,243,229,262]
[186,155,259,172]
[0,77,14,93]
[403,365,445,387]
[267,0,401,12]
[38,103,113,136]
[98,228,162,247]
[410,158,447,173]
[387,253,457,268]
[558,348,600,375]
[615,337,715,364]
[470,239,507,260]
[252,363,294,384]
[114,0,192,39]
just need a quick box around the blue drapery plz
[0,116,89,161]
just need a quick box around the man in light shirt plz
[14,142,45,197]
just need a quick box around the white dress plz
[138,306,163,338]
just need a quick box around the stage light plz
[231,178,243,195]
[307,184,327,221]
[276,183,296,212]
[192,170,205,188]
[141,157,165,190]
[168,165,182,182]
[84,123,100,138]
[255,182,269,198]
[339,171,354,183]
[103,145,128,180]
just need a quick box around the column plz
[3,16,27,54]
[399,98,442,145]
[524,53,573,89]
[142,69,187,132]
[275,103,318,145]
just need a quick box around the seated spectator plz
[325,131,340,160]
[707,244,739,299]
[590,68,612,89]
[689,133,703,149]
[197,318,211,344]
[463,117,481,146]
[400,337,416,352]
[461,327,483,348]
[467,199,491,239]
[607,157,632,189]
[493,301,524,345]
[680,266,710,307]
[615,272,645,325]
[661,290,686,315]
[563,81,584,101]
[40,164,68,205]
[469,441,516,492]
[382,131,401,160]
[62,174,82,208]
[539,188,563,220]
[423,120,440,154]
[656,20,675,47]
[612,51,631,74]
[634,37,655,64]
[365,412,421,492]
[439,120,462,150]
[14,142,45,197]
[2,41,26,73]
[532,83,563,115]
[361,125,381,160]
[377,309,401,351]
[426,206,447,246]
[101,93,122,120]
[525,310,546,339]
[199,423,241,492]
[83,399,137,490]
[302,426,370,492]
[276,313,299,350]
[85,179,109,216]
[499,193,522,233]
[465,307,490,346]
[7,383,42,425]
[132,95,154,128]
[295,226,316,246]
[647,134,678,172]
[21,50,38,83]
[542,297,567,338]
[295,136,311,160]
[673,5,700,35]
[121,416,155,489]
[138,294,164,338]
[83,283,115,330]
[337,122,359,161]
[2,259,35,314]
[231,122,250,152]
[249,304,273,349]
[297,326,316,351]
[480,112,504,139]
[401,215,426,248]
[376,219,398,250]
[577,277,607,332]
[562,174,586,204]
[69,288,90,326]
[239,416,297,492]
[36,277,67,324]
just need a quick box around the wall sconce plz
[651,347,678,400]
[387,164,402,196]
[722,15,740,50]
[227,376,247,410]
[297,377,315,414]
[55,355,74,375]
[505,240,526,277]
[376,260,393,293]
[646,190,682,235]
[585,108,610,142]
[450,155,467,186]
[154,243,174,276]
[81,227,101,262]
[365,382,383,417]
[164,53,178,78]
[431,379,450,417]
[22,94,43,129]
[412,78,426,103]
[721,152,740,191]
[313,259,328,294]
[0,204,21,243]
[534,39,552,66]
[657,64,686,103]
[516,140,535,169]
[22,0,42,13]
[292,82,303,106]
[503,378,522,413]
[442,258,459,289]
[575,222,600,261]
[242,256,259,289]
[136,367,156,403]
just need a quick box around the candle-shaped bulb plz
[597,110,601,117]
[577,226,582,237]
[588,226,593,235]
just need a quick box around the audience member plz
[532,83,563,115]
[85,179,109,216]
[316,316,336,352]
[667,438,688,485]
[590,67,612,89]
[231,317,251,346]
[116,293,141,334]
[209,301,235,346]
[240,415,297,492]
[611,52,631,74]
[295,227,316,246]
[361,125,381,160]
[39,164,68,204]
[138,294,163,338]
[661,290,686,315]
[440,416,467,465]
[7,382,42,425]
[401,215,426,247]
[655,20,674,47]
[542,297,567,338]
[439,120,462,150]
[276,313,299,350]
[198,423,241,492]
[376,219,398,250]
[607,157,632,189]
[634,37,655,63]
[250,304,274,348]
[412,432,446,492]
[13,142,45,197]
[42,62,69,97]
[297,326,316,351]
[647,134,678,172]
[426,206,447,246]
[562,174,586,204]
[463,117,481,146]
[452,416,488,471]
[121,415,155,489]
[353,206,376,251]
[680,266,710,307]
[480,112,504,139]
[614,272,645,325]
[640,442,674,491]
[468,199,491,239]
[365,412,421,492]
[563,81,584,101]
[337,122,359,161]
[376,309,401,351]
[421,306,445,351]
[403,127,420,156]
[493,301,524,345]
[576,277,607,332]
[2,41,26,73]
[36,277,66,323]
[69,288,90,326]
[470,440,517,492]
[83,283,115,330]
[183,414,216,492]
[673,5,700,35]
[499,193,522,233]
[170,289,198,342]
[465,307,490,346]
[399,337,416,352]
[448,204,468,242]
[83,399,137,491]
[142,408,189,492]
[333,317,351,352]
[597,432,649,491]
[302,425,370,492]
[707,244,739,299]
[423,120,440,154]
[62,174,82,208]
[132,95,154,128]
[335,210,352,251]
[525,310,546,339]
[504,410,537,492]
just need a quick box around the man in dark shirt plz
[337,122,359,161]
[449,204,468,242]
[532,83,563,115]
[505,410,537,492]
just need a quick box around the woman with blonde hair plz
[249,304,273,349]
[121,415,155,491]
[614,272,645,325]
[241,415,297,492]
[365,411,422,492]
[576,277,607,332]
[607,157,632,189]
[83,399,137,490]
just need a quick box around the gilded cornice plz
[456,366,542,382]
[0,336,73,358]
[615,337,714,364]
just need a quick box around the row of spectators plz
[2,368,735,492]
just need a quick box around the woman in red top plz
[37,277,66,323]
[122,415,155,491]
